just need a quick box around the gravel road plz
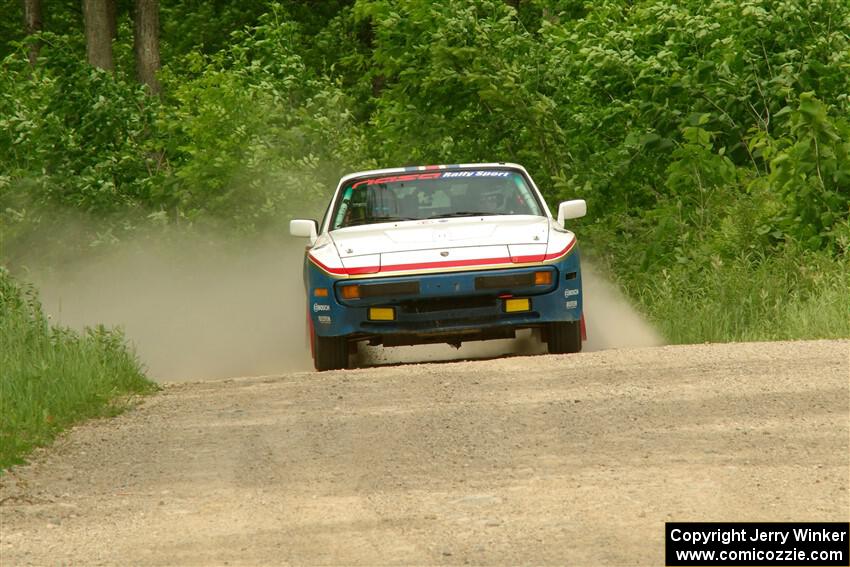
[1,340,848,566]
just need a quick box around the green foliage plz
[0,0,85,60]
[155,9,373,229]
[1,8,372,251]
[604,243,850,344]
[765,93,850,248]
[0,32,166,262]
[0,33,160,213]
[0,268,156,469]
[160,0,271,58]
[0,0,25,59]
[353,0,565,171]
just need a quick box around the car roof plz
[338,162,530,185]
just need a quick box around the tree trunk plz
[82,0,114,70]
[23,0,43,66]
[133,0,161,95]
[106,0,117,39]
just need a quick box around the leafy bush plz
[0,9,372,248]
[155,8,373,229]
[0,33,161,214]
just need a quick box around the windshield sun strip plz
[327,168,546,231]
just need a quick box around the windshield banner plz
[352,170,511,188]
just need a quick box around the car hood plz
[329,216,550,258]
[327,216,553,274]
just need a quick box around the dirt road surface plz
[2,340,848,566]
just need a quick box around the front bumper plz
[305,249,583,342]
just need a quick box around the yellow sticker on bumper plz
[504,298,531,313]
[368,307,395,321]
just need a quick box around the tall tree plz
[106,0,117,39]
[23,0,43,66]
[133,0,160,94]
[82,0,114,70]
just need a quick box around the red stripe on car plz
[309,239,574,276]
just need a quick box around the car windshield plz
[329,169,544,230]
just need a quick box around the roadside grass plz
[0,268,156,470]
[613,246,850,344]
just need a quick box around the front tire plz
[547,320,582,354]
[313,334,349,371]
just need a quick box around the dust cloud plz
[25,233,660,380]
[580,263,664,351]
[29,234,313,381]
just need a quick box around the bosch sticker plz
[564,288,579,297]
[313,303,330,312]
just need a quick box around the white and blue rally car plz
[290,163,587,370]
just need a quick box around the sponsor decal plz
[313,303,331,312]
[440,170,511,178]
[564,288,579,297]
[317,315,331,324]
[565,300,578,310]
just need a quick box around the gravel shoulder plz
[2,340,848,566]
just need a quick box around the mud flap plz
[306,307,315,360]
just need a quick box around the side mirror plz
[290,219,318,243]
[557,199,587,227]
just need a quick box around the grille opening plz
[565,271,577,280]
[475,273,535,290]
[358,281,420,298]
[400,295,496,313]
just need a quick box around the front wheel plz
[547,320,582,354]
[313,334,350,371]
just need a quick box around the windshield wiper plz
[427,211,493,219]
